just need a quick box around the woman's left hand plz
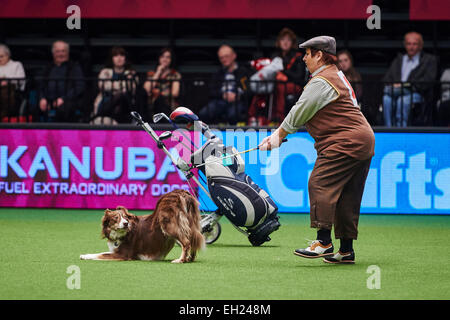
[258,127,288,151]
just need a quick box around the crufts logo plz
[262,140,450,211]
[375,151,450,210]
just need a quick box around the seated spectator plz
[37,40,85,122]
[272,28,306,123]
[437,68,450,127]
[0,44,26,122]
[143,48,181,119]
[92,46,138,124]
[199,45,251,124]
[382,31,438,127]
[337,49,363,102]
[248,28,306,126]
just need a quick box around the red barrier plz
[1,0,372,19]
[410,0,450,20]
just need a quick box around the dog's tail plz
[185,194,206,252]
[190,229,205,263]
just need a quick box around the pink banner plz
[0,0,373,19]
[0,128,198,210]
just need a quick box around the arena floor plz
[0,209,449,300]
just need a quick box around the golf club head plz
[153,113,168,123]
[170,107,199,123]
[158,131,172,141]
[130,111,144,124]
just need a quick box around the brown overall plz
[305,65,375,240]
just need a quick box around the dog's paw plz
[80,254,87,260]
[80,254,93,260]
[171,258,185,264]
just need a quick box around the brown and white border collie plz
[80,189,205,263]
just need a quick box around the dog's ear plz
[101,210,112,239]
[116,206,128,214]
[117,206,137,221]
[102,209,113,224]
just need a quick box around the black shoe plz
[323,251,355,264]
[248,217,280,246]
[294,240,334,259]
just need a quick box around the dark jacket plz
[272,49,307,86]
[383,51,438,93]
[209,62,251,100]
[39,60,85,101]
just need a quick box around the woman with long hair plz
[248,28,306,126]
[92,46,138,124]
[272,28,307,123]
[143,48,181,117]
[337,49,363,102]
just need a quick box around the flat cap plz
[299,36,336,55]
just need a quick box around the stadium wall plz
[0,125,449,215]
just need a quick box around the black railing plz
[1,77,449,127]
[357,80,447,127]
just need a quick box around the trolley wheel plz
[202,221,221,244]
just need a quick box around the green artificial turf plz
[0,208,449,300]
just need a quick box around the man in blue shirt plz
[382,32,438,127]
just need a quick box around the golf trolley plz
[130,107,281,246]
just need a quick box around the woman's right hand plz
[155,64,166,76]
[258,135,273,151]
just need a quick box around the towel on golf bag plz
[191,137,278,229]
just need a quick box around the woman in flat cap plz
[259,36,375,264]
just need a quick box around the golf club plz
[159,130,196,152]
[131,111,213,198]
[153,112,199,149]
[193,138,288,168]
[158,131,172,140]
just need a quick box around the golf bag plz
[132,107,281,246]
[191,127,280,246]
